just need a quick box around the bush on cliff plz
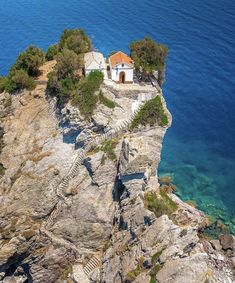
[47,72,78,105]
[72,71,104,118]
[59,29,92,55]
[1,70,36,93]
[47,49,82,105]
[55,48,82,80]
[130,96,168,130]
[100,138,118,161]
[130,37,168,80]
[12,45,45,77]
[0,77,8,93]
[144,190,177,219]
[45,44,59,61]
[46,29,93,107]
[99,91,116,108]
[0,45,44,94]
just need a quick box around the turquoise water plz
[0,0,235,233]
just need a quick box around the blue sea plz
[0,0,235,234]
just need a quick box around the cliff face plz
[0,63,234,283]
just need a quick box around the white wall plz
[110,63,133,82]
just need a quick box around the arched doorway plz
[119,71,125,83]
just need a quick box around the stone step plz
[83,256,100,276]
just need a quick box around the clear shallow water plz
[0,0,235,233]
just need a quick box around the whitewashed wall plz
[110,63,133,82]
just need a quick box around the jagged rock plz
[89,268,100,282]
[156,253,208,283]
[101,255,122,283]
[219,234,235,250]
[3,276,27,283]
[170,194,205,228]
[0,64,233,283]
[231,257,235,268]
[134,272,151,282]
[92,104,112,128]
[0,240,18,266]
[210,240,222,251]
[72,264,89,283]
[119,128,164,177]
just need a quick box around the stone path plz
[39,102,145,280]
[83,255,101,276]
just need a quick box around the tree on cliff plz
[72,70,104,119]
[45,44,59,61]
[56,48,82,80]
[12,45,45,77]
[47,48,82,105]
[59,29,92,55]
[130,37,168,81]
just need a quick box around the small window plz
[122,63,124,67]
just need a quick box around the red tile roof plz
[109,51,133,68]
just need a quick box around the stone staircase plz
[43,200,63,229]
[40,102,144,268]
[54,103,144,202]
[40,228,86,255]
[83,255,101,277]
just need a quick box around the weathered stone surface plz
[72,264,89,283]
[156,253,208,283]
[134,272,151,283]
[210,239,222,251]
[170,194,205,228]
[219,234,235,250]
[231,257,235,268]
[0,63,233,283]
[3,275,27,283]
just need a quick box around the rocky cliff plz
[0,62,234,283]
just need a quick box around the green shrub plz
[59,29,91,55]
[4,96,12,108]
[130,37,168,78]
[149,276,156,283]
[47,48,82,105]
[47,71,60,96]
[99,91,115,108]
[130,96,168,130]
[7,69,36,93]
[47,71,77,105]
[45,44,59,61]
[46,29,93,108]
[126,257,145,282]
[103,240,111,252]
[149,264,163,283]
[72,83,98,119]
[126,267,142,282]
[0,77,9,93]
[56,48,82,80]
[12,45,45,76]
[144,191,177,219]
[72,71,104,119]
[86,70,104,91]
[100,139,118,161]
[151,249,164,264]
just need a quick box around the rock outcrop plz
[0,63,234,283]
